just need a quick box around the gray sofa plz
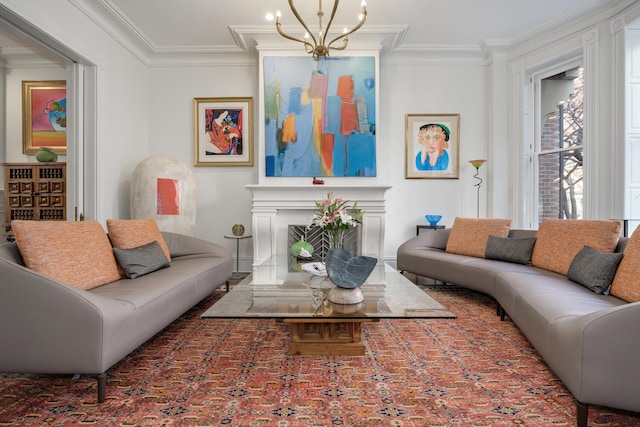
[0,231,232,403]
[397,228,640,427]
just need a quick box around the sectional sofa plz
[0,219,232,402]
[397,218,640,427]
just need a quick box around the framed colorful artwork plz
[193,97,253,166]
[22,80,67,155]
[262,55,376,177]
[405,113,460,179]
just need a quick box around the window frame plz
[528,57,584,227]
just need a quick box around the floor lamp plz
[469,159,487,218]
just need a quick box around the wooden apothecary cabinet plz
[2,162,66,240]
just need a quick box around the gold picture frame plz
[193,97,253,166]
[405,113,460,179]
[22,80,67,155]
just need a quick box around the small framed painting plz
[193,97,253,166]
[405,113,460,179]
[22,80,67,155]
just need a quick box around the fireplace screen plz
[288,225,360,260]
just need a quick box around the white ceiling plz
[97,0,621,54]
[0,0,627,59]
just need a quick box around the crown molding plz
[507,0,638,61]
[0,46,65,68]
[68,0,639,68]
[230,24,407,52]
[70,0,151,65]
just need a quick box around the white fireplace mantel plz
[247,184,391,265]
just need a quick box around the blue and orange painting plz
[263,56,376,177]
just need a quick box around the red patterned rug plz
[1,278,638,426]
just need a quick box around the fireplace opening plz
[288,225,361,260]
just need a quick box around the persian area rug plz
[1,278,638,426]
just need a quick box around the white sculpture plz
[131,156,196,236]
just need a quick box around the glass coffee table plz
[201,254,455,356]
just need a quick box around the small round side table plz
[224,234,252,279]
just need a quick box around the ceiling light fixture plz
[271,0,367,60]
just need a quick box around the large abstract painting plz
[263,56,376,177]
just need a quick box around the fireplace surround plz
[247,185,391,265]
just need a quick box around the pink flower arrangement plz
[310,192,363,234]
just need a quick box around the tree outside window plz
[538,66,583,223]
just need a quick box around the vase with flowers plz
[310,192,363,253]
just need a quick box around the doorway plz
[0,5,97,224]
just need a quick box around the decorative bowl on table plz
[425,215,443,226]
[231,224,245,236]
[325,249,377,289]
[325,248,378,305]
[291,240,314,259]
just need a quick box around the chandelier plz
[271,0,367,60]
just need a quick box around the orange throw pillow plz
[531,219,622,275]
[445,217,511,258]
[107,218,171,262]
[610,228,640,302]
[12,220,121,290]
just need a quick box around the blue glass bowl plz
[425,215,442,226]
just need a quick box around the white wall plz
[144,58,487,268]
[505,4,640,228]
[1,0,150,224]
[379,60,487,258]
[4,66,66,162]
[146,62,259,265]
[3,0,638,269]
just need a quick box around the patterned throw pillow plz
[610,228,640,302]
[11,220,121,290]
[485,235,537,265]
[567,246,623,294]
[531,219,622,275]
[112,240,170,279]
[445,217,511,258]
[107,218,171,262]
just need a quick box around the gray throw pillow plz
[113,240,170,279]
[485,235,537,265]
[567,245,623,294]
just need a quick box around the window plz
[535,65,584,224]
[625,20,640,236]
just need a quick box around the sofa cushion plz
[445,217,511,258]
[11,220,121,290]
[531,219,622,275]
[113,240,170,279]
[485,235,536,265]
[107,218,171,262]
[610,228,640,302]
[567,245,623,294]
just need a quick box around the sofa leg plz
[576,401,588,427]
[497,304,506,321]
[97,372,107,403]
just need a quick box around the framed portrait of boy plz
[405,113,460,179]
